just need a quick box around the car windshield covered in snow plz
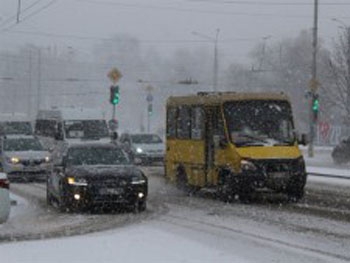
[64,120,109,139]
[224,100,295,147]
[131,134,162,144]
[66,145,130,166]
[3,138,44,151]
[0,122,33,135]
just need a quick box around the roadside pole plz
[308,0,319,157]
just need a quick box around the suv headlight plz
[241,159,257,171]
[67,177,88,186]
[44,156,50,163]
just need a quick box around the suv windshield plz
[64,120,109,139]
[131,134,162,144]
[66,147,129,166]
[224,100,295,147]
[3,138,44,151]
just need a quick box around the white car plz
[0,172,10,223]
[0,135,52,182]
[119,133,165,165]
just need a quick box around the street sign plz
[146,93,153,103]
[107,68,122,84]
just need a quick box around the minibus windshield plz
[223,100,295,147]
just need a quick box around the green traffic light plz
[312,98,319,111]
[112,93,119,105]
[110,85,120,105]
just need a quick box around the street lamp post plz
[308,0,319,157]
[192,29,220,92]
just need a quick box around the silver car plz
[0,135,51,182]
[119,133,165,165]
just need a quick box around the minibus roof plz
[167,92,291,107]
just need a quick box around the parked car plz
[0,135,51,182]
[0,172,10,223]
[47,143,148,212]
[119,133,165,165]
[331,136,350,164]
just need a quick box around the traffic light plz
[312,94,319,121]
[148,104,153,115]
[110,85,120,105]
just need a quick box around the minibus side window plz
[167,107,177,138]
[191,107,204,140]
[177,106,191,139]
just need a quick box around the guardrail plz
[306,167,350,180]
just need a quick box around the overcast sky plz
[1,0,350,64]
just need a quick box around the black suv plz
[47,143,148,212]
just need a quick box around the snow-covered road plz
[1,149,350,263]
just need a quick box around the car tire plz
[58,182,69,212]
[133,200,147,213]
[287,188,304,203]
[46,188,54,206]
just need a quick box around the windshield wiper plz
[234,133,268,143]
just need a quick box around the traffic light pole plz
[112,104,116,131]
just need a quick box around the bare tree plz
[325,28,350,125]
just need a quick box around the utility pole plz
[17,0,21,23]
[192,29,220,92]
[213,28,219,92]
[308,0,319,157]
[37,49,42,112]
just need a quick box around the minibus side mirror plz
[213,135,228,149]
[298,133,309,146]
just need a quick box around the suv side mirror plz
[111,131,118,141]
[55,132,63,141]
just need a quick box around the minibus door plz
[205,108,215,184]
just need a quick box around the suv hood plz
[65,165,142,178]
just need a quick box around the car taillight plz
[0,179,10,189]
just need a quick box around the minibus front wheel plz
[216,170,239,202]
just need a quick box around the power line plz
[2,28,261,45]
[0,0,45,28]
[189,0,350,6]
[74,0,314,18]
[1,0,58,31]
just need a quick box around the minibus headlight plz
[241,159,257,171]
